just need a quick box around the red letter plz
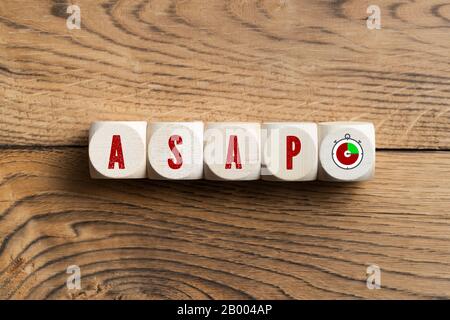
[108,135,125,169]
[225,135,242,169]
[168,135,183,169]
[286,136,301,170]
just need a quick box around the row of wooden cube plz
[89,121,375,181]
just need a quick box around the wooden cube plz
[261,122,318,181]
[204,122,261,181]
[147,122,203,180]
[318,122,375,182]
[89,121,147,179]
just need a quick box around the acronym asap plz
[89,121,375,182]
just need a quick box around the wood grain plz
[1,0,450,148]
[1,0,450,300]
[0,148,449,299]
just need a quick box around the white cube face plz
[204,123,261,181]
[147,122,203,180]
[89,121,147,179]
[318,122,375,182]
[262,123,318,181]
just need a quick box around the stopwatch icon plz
[332,134,364,170]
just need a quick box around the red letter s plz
[168,135,183,169]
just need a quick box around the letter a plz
[225,135,242,169]
[108,135,125,169]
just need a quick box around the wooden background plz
[0,0,449,299]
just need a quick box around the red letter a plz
[225,135,242,169]
[286,136,301,170]
[108,135,125,169]
[168,135,183,169]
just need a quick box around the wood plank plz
[0,148,449,299]
[1,0,449,148]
